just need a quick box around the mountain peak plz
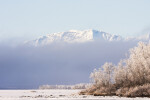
[27,29,123,46]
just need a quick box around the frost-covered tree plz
[123,42,150,86]
[81,41,150,97]
[90,62,114,87]
[114,42,150,87]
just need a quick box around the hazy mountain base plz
[80,42,150,97]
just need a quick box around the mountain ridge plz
[26,29,150,46]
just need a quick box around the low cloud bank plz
[0,41,137,89]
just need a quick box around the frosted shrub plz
[90,62,114,88]
[115,42,150,87]
[114,60,131,88]
[81,41,150,97]
[84,62,116,95]
[116,84,150,97]
[124,42,150,86]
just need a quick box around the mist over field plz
[0,41,137,89]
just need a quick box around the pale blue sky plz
[0,0,150,42]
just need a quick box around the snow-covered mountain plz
[27,29,150,46]
[27,29,123,46]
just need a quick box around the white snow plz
[0,89,149,100]
[26,29,150,46]
[27,29,123,46]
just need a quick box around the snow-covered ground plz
[0,89,149,100]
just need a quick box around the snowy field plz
[0,90,149,100]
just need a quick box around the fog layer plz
[0,41,137,89]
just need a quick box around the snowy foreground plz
[0,89,149,100]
